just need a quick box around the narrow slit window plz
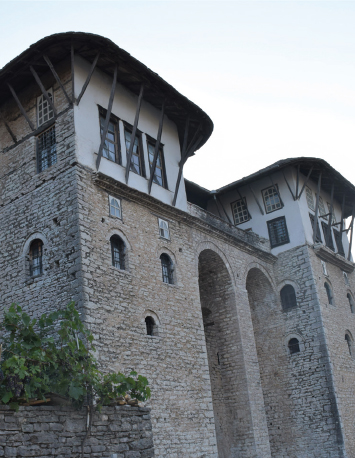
[347,294,354,314]
[316,195,327,219]
[345,334,353,356]
[309,213,322,243]
[109,196,121,218]
[321,222,335,251]
[37,126,56,172]
[306,187,315,211]
[148,142,167,188]
[324,282,333,305]
[160,253,174,284]
[29,239,43,277]
[145,316,155,336]
[110,235,125,270]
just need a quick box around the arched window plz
[145,316,155,336]
[110,235,125,270]
[29,239,43,277]
[324,282,333,305]
[160,253,174,284]
[345,334,353,356]
[347,294,354,314]
[288,338,300,355]
[280,285,297,310]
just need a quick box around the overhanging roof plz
[0,32,213,156]
[186,158,355,218]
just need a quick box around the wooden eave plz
[0,32,213,157]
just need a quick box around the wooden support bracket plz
[148,98,166,194]
[248,184,264,215]
[43,55,72,106]
[30,65,57,116]
[298,166,314,200]
[125,84,144,184]
[76,52,100,105]
[282,170,295,200]
[7,84,35,131]
[313,172,322,244]
[326,184,334,248]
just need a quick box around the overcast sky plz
[1,1,354,190]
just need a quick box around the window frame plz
[305,186,315,211]
[334,230,345,256]
[309,213,322,243]
[324,282,334,305]
[288,338,300,355]
[37,88,54,127]
[160,253,174,285]
[147,138,168,189]
[231,196,250,225]
[321,221,335,251]
[261,184,283,214]
[280,284,297,311]
[158,218,170,240]
[99,108,121,164]
[29,239,43,278]
[37,125,57,173]
[123,122,145,178]
[110,235,126,270]
[108,195,122,219]
[347,293,354,314]
[267,216,290,248]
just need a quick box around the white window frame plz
[321,260,328,276]
[158,218,170,240]
[316,195,327,219]
[109,195,121,219]
[262,185,282,213]
[37,88,54,127]
[306,186,315,211]
[231,197,250,225]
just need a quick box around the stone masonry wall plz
[0,405,154,457]
[308,247,355,458]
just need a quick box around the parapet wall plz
[0,405,154,458]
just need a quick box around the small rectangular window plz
[267,216,290,248]
[231,197,250,225]
[321,222,335,251]
[109,195,121,219]
[37,126,56,172]
[309,213,322,243]
[159,218,170,239]
[124,127,144,177]
[262,185,282,213]
[306,187,315,211]
[100,115,120,163]
[327,202,336,225]
[37,89,54,127]
[148,141,167,188]
[321,260,328,276]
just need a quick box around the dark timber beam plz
[148,98,166,194]
[125,84,144,184]
[295,164,300,199]
[298,166,314,200]
[282,170,296,200]
[348,205,355,261]
[326,184,334,248]
[76,52,100,105]
[0,115,17,144]
[313,172,322,244]
[212,194,223,219]
[340,193,346,234]
[7,84,35,131]
[248,184,264,215]
[216,195,233,224]
[43,55,72,106]
[71,44,75,103]
[172,134,203,207]
[30,66,57,116]
[96,65,118,171]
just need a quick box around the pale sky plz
[1,1,354,190]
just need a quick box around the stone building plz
[0,32,355,458]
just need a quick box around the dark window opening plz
[288,338,300,355]
[37,126,56,172]
[280,285,297,310]
[110,235,125,270]
[145,316,155,336]
[100,114,120,163]
[324,282,333,305]
[347,294,354,314]
[147,142,167,188]
[160,253,174,284]
[345,334,352,356]
[309,213,322,243]
[321,222,335,251]
[267,216,290,248]
[334,229,345,256]
[124,127,144,177]
[29,239,43,277]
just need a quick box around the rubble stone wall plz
[0,405,154,458]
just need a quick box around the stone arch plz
[107,228,130,271]
[195,240,236,285]
[198,248,254,458]
[242,261,276,291]
[22,232,50,279]
[142,310,161,337]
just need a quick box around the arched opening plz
[110,235,125,270]
[345,333,353,356]
[145,316,156,336]
[288,338,300,355]
[324,282,333,305]
[160,253,174,284]
[29,239,43,277]
[198,249,251,458]
[280,284,297,310]
[347,294,354,314]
